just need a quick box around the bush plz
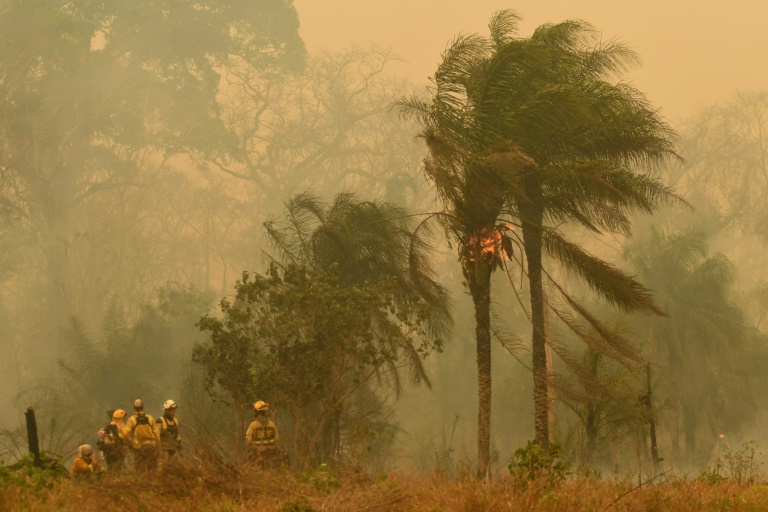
[699,441,763,484]
[508,441,570,485]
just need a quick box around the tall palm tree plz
[399,10,678,475]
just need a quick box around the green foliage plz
[399,7,678,471]
[303,463,340,492]
[0,453,67,497]
[698,462,727,485]
[195,263,439,465]
[508,441,570,484]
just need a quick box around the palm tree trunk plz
[468,265,492,478]
[544,294,555,444]
[518,176,549,450]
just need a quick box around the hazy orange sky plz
[294,1,767,122]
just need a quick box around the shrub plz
[508,441,570,485]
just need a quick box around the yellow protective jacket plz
[126,412,158,449]
[71,457,104,478]
[101,419,129,452]
[245,419,278,446]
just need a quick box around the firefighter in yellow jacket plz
[97,409,129,473]
[245,400,281,466]
[156,399,181,469]
[71,444,105,479]
[126,398,159,472]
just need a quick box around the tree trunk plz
[544,293,555,444]
[518,176,549,451]
[25,407,41,467]
[646,363,660,476]
[667,340,681,460]
[468,264,492,478]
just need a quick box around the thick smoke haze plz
[2,0,768,486]
[296,0,768,120]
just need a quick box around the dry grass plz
[4,459,768,511]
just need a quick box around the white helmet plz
[163,399,177,410]
[133,398,144,410]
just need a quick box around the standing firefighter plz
[245,400,283,468]
[97,409,129,473]
[156,399,181,469]
[126,398,159,472]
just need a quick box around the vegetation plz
[3,456,768,511]
[194,192,448,467]
[1,1,768,509]
[399,9,678,476]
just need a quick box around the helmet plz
[253,400,269,412]
[112,409,126,420]
[163,399,177,410]
[133,398,144,410]
[79,444,94,457]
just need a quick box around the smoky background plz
[1,1,767,476]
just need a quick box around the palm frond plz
[542,228,662,313]
[488,10,521,47]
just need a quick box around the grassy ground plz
[3,460,768,512]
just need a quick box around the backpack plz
[132,413,156,445]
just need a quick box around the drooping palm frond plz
[540,228,661,314]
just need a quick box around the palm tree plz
[399,10,678,475]
[627,228,751,463]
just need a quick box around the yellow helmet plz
[112,409,127,420]
[253,400,269,412]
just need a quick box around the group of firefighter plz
[71,398,279,478]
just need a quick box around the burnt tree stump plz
[25,407,42,467]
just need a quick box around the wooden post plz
[25,407,42,467]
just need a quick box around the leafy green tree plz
[196,192,449,466]
[399,10,677,475]
[196,264,439,468]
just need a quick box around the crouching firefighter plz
[245,400,285,468]
[71,444,105,479]
[156,399,181,469]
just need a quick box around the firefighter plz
[97,409,129,473]
[71,444,105,479]
[125,398,159,473]
[245,400,282,468]
[156,399,182,469]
